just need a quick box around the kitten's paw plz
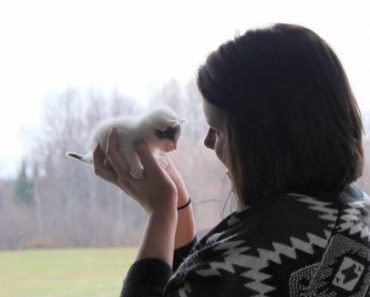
[157,155,168,169]
[130,167,144,179]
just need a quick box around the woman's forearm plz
[160,158,197,250]
[175,195,197,249]
[136,208,178,267]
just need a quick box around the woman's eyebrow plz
[206,120,216,129]
[208,118,222,129]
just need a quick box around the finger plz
[117,177,136,195]
[93,144,105,165]
[106,128,130,177]
[164,155,175,168]
[93,145,117,182]
[135,140,163,177]
[103,158,113,169]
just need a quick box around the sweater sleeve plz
[120,258,172,297]
[173,237,197,271]
[120,255,244,297]
[120,237,198,297]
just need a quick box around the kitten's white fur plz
[66,106,184,179]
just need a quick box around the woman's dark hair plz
[197,23,363,206]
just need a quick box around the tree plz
[13,161,34,206]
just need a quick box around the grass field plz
[0,247,137,297]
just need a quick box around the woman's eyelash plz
[209,128,219,135]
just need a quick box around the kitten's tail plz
[66,152,93,164]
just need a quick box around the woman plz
[93,23,370,296]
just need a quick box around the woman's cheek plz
[216,135,232,169]
[215,140,226,166]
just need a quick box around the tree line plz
[0,80,231,249]
[0,80,369,249]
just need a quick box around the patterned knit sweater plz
[121,184,370,297]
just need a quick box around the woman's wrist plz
[177,188,189,206]
[148,197,177,215]
[177,198,191,210]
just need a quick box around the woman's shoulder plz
[197,184,370,254]
[169,191,339,296]
[169,186,370,296]
[197,191,339,249]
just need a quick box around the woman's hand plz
[93,128,178,214]
[157,154,189,207]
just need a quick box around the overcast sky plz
[0,0,369,178]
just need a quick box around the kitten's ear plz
[158,119,184,131]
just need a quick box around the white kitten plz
[66,106,184,179]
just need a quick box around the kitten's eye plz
[155,126,179,140]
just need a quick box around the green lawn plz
[0,247,137,297]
